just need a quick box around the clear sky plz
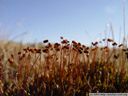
[0,0,128,45]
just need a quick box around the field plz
[0,37,128,96]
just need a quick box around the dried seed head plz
[43,40,49,43]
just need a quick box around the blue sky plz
[0,0,128,45]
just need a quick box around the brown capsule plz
[29,48,35,53]
[60,36,63,39]
[66,39,69,43]
[85,47,89,50]
[114,54,119,59]
[100,48,103,50]
[54,43,60,48]
[95,41,98,45]
[77,42,81,46]
[27,47,30,51]
[80,47,83,50]
[46,55,52,59]
[34,49,37,51]
[122,48,126,51]
[61,40,69,44]
[45,46,50,49]
[125,52,128,58]
[62,46,66,49]
[78,49,82,54]
[48,43,52,48]
[61,40,66,44]
[43,40,49,43]
[62,46,69,50]
[104,46,108,50]
[18,52,21,55]
[82,45,86,48]
[22,54,26,58]
[72,40,77,45]
[92,42,94,46]
[86,54,89,57]
[73,44,78,48]
[84,50,88,53]
[72,47,77,52]
[19,57,23,60]
[11,54,14,58]
[8,58,13,64]
[103,39,106,41]
[43,49,49,53]
[50,48,53,50]
[91,47,97,51]
[23,49,27,52]
[107,38,113,42]
[56,48,60,51]
[92,42,98,46]
[65,46,69,49]
[118,44,123,47]
[112,42,117,46]
[36,49,41,53]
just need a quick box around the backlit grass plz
[0,37,128,96]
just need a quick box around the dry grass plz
[0,37,128,96]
